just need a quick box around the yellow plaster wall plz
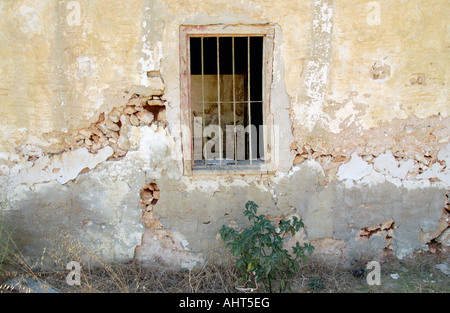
[0,0,448,155]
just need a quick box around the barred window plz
[180,25,275,175]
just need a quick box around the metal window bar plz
[247,36,252,165]
[201,37,206,164]
[216,36,222,166]
[232,37,237,165]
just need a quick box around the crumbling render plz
[291,139,448,186]
[2,72,205,266]
[134,181,202,269]
[419,192,450,254]
[139,180,161,229]
[356,220,396,253]
[289,128,450,256]
[290,113,449,185]
[11,79,168,186]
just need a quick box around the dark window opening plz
[189,36,264,167]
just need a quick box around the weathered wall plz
[0,0,448,268]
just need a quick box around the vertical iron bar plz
[262,35,266,165]
[247,36,252,164]
[201,37,206,164]
[217,37,222,165]
[232,37,237,165]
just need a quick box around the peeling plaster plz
[335,144,450,191]
[337,152,372,181]
[294,0,334,133]
[373,151,415,180]
[17,146,113,185]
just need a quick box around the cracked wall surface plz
[0,0,448,268]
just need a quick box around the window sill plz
[191,160,268,175]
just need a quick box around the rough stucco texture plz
[0,0,448,267]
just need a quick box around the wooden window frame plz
[179,24,275,176]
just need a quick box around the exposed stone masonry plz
[70,92,167,160]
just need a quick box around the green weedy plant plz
[219,200,314,292]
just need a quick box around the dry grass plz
[1,215,449,293]
[0,259,240,293]
[1,251,448,293]
[291,253,450,293]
